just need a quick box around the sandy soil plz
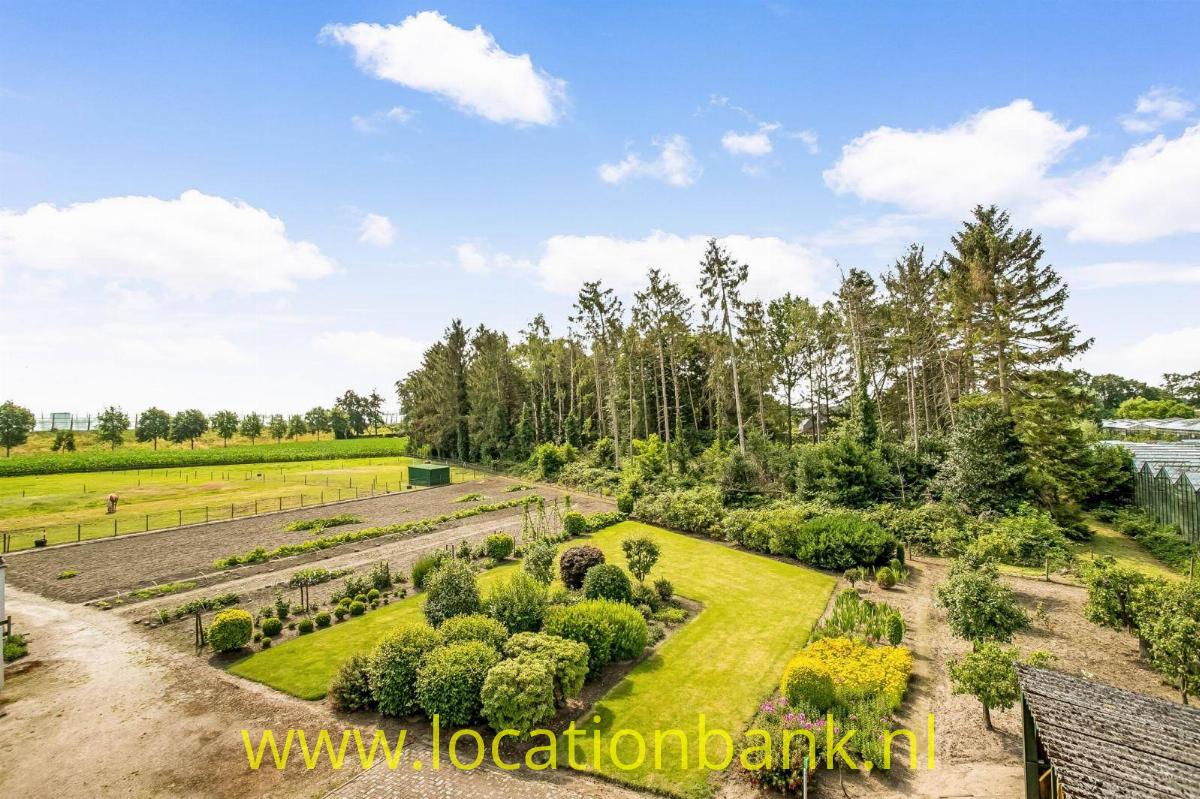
[4,477,588,603]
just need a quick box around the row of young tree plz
[0,390,390,455]
[397,205,1134,522]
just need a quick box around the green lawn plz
[1000,519,1186,583]
[229,521,835,798]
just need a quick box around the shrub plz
[348,600,366,617]
[559,545,605,590]
[260,638,271,649]
[795,437,897,508]
[633,487,724,537]
[780,658,835,715]
[485,572,548,633]
[329,652,374,711]
[415,641,501,725]
[562,512,587,537]
[621,535,661,583]
[365,588,380,602]
[653,577,674,601]
[411,551,448,590]
[969,506,1071,568]
[936,560,1028,644]
[297,618,314,634]
[261,617,283,637]
[632,582,661,612]
[526,442,576,480]
[369,623,442,716]
[722,503,832,554]
[208,609,254,652]
[582,563,633,603]
[782,637,911,714]
[813,590,906,646]
[875,567,896,589]
[484,533,516,560]
[481,656,557,734]
[522,536,557,585]
[285,514,361,532]
[502,632,589,704]
[315,611,332,628]
[333,606,348,621]
[57,569,78,580]
[616,492,635,514]
[439,613,509,650]
[543,599,645,677]
[423,558,481,626]
[792,513,895,570]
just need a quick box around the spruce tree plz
[937,395,1029,513]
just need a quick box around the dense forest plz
[396,205,1198,529]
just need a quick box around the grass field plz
[1000,519,1188,583]
[228,521,835,798]
[0,457,473,549]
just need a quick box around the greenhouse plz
[1110,440,1200,545]
[1101,417,1200,438]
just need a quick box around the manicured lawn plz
[228,521,836,798]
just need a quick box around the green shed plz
[408,462,451,487]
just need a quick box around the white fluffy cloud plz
[322,11,566,126]
[358,213,396,247]
[598,135,701,187]
[0,190,335,296]
[824,99,1087,216]
[1122,87,1193,133]
[1082,327,1200,383]
[1067,260,1200,289]
[722,125,777,157]
[460,231,833,300]
[1035,125,1200,242]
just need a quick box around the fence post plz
[112,520,117,537]
[178,510,182,526]
[255,500,259,515]
[205,507,209,523]
[279,497,282,512]
[77,523,81,542]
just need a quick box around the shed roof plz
[1017,666,1200,799]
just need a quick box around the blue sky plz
[2,2,1198,415]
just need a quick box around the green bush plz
[315,611,332,628]
[369,623,442,716]
[328,652,374,711]
[969,506,1071,568]
[868,502,963,556]
[261,617,283,637]
[653,577,674,601]
[875,567,896,589]
[485,572,548,633]
[722,503,831,554]
[582,563,633,603]
[559,545,605,590]
[480,656,557,734]
[562,512,587,537]
[502,632,589,704]
[793,513,896,570]
[416,641,501,726]
[366,588,381,602]
[616,492,635,514]
[633,487,725,537]
[439,613,509,650]
[297,618,314,634]
[411,551,448,590]
[484,533,516,560]
[349,600,366,616]
[208,609,254,652]
[543,599,647,677]
[423,558,481,626]
[333,606,348,621]
[3,632,29,662]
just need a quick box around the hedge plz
[543,599,647,678]
[415,641,502,726]
[369,623,443,716]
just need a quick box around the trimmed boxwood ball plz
[483,533,516,561]
[298,618,314,634]
[367,588,381,601]
[333,606,348,621]
[582,563,633,603]
[423,558,481,626]
[315,611,332,628]
[481,656,556,735]
[439,613,509,650]
[349,600,366,617]
[415,641,501,726]
[329,652,374,712]
[876,567,897,589]
[559,545,605,590]
[369,622,443,717]
[209,609,254,652]
[562,512,587,537]
[261,617,283,637]
[502,632,588,704]
[542,599,647,678]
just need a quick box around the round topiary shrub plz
[876,567,897,589]
[209,609,253,652]
[415,641,501,725]
[261,617,283,637]
[329,652,374,712]
[354,593,369,604]
[423,558,481,626]
[334,606,348,621]
[582,563,633,603]
[481,656,556,734]
[484,533,516,561]
[559,545,605,590]
[502,632,589,704]
[261,638,271,649]
[439,613,509,650]
[349,600,366,616]
[298,618,314,634]
[616,492,634,514]
[562,512,587,537]
[315,611,332,628]
[369,622,442,717]
[780,658,835,715]
[367,588,381,602]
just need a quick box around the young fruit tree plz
[135,407,171,450]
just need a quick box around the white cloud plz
[810,214,926,248]
[722,125,777,157]
[461,231,834,300]
[1083,327,1200,383]
[787,129,820,155]
[1122,87,1193,133]
[313,330,426,370]
[358,213,396,247]
[824,99,1087,216]
[0,190,335,296]
[1035,125,1200,242]
[598,135,701,187]
[322,11,566,126]
[1067,260,1200,289]
[352,106,414,133]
